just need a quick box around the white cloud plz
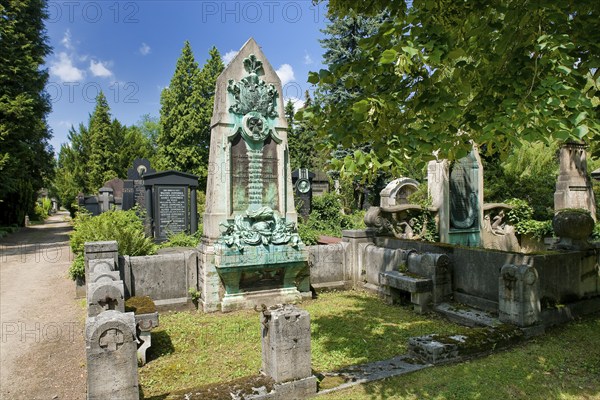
[139,42,151,56]
[61,29,73,50]
[222,50,238,65]
[89,60,113,78]
[285,96,305,112]
[304,51,313,65]
[276,64,295,86]
[50,52,85,82]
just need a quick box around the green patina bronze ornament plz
[220,53,299,250]
[227,54,279,120]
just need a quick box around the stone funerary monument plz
[199,38,309,312]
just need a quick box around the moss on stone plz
[318,375,347,391]
[162,374,275,399]
[125,296,156,315]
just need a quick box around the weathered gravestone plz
[142,170,199,241]
[85,310,139,400]
[380,177,419,208]
[123,158,155,211]
[292,168,315,219]
[311,170,330,197]
[199,38,309,312]
[554,141,597,222]
[260,304,317,397]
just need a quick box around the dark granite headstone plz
[142,170,199,241]
[292,169,315,219]
[123,159,155,211]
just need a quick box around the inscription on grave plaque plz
[231,134,250,212]
[231,135,279,213]
[156,186,187,238]
[262,138,279,210]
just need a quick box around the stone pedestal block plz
[499,264,541,327]
[427,160,450,243]
[85,310,139,400]
[261,305,312,383]
[554,142,597,221]
[342,229,376,287]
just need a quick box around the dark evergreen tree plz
[87,91,118,190]
[158,42,217,185]
[196,46,224,188]
[0,0,54,225]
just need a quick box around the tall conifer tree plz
[158,43,223,189]
[0,0,54,224]
[87,91,118,190]
[158,42,203,176]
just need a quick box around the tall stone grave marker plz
[200,38,309,312]
[428,147,483,247]
[123,158,155,211]
[554,141,597,221]
[448,148,483,246]
[427,160,450,243]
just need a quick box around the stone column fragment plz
[261,304,312,383]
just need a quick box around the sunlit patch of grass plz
[320,313,600,400]
[140,290,469,398]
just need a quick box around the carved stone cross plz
[99,328,124,351]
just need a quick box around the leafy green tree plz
[114,122,153,179]
[483,140,559,220]
[136,114,161,158]
[0,0,54,225]
[310,0,600,180]
[288,92,320,171]
[158,43,223,188]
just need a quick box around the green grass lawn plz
[139,290,600,400]
[139,290,469,398]
[320,313,600,400]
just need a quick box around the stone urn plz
[552,209,595,250]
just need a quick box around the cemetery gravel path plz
[0,211,86,400]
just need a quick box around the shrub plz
[159,230,201,249]
[32,198,52,221]
[297,192,365,244]
[592,223,600,241]
[505,198,553,241]
[68,253,85,281]
[68,208,157,280]
[407,188,439,242]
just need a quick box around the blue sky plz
[44,1,329,154]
